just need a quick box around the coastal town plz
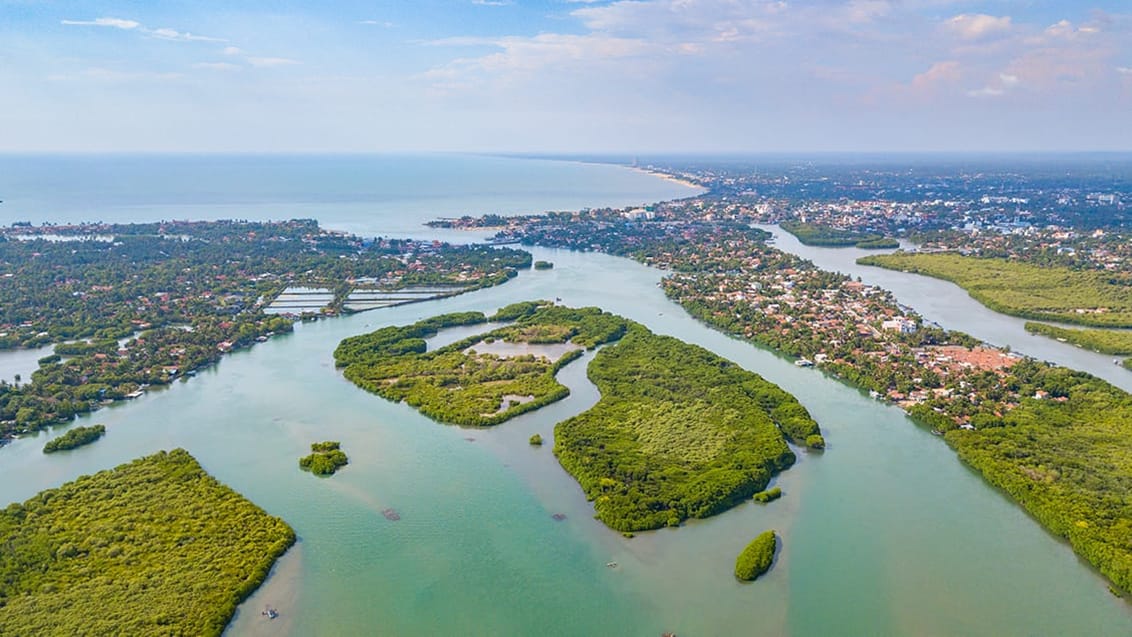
[450,158,1132,600]
[0,219,530,440]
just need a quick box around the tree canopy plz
[0,449,295,636]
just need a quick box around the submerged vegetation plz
[734,530,777,581]
[299,441,349,476]
[42,424,105,453]
[334,301,627,426]
[0,449,294,636]
[780,221,897,249]
[860,252,1132,327]
[1025,322,1132,356]
[554,324,820,532]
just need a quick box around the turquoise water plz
[0,158,1128,635]
[0,154,699,240]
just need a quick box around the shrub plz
[753,487,782,503]
[735,530,777,581]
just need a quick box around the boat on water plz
[262,605,279,620]
[794,358,814,367]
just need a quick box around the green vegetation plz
[942,361,1132,595]
[780,221,896,249]
[299,441,350,476]
[43,424,105,453]
[334,302,627,426]
[860,252,1132,327]
[753,487,782,503]
[734,530,777,581]
[0,220,531,442]
[533,260,554,270]
[1025,322,1132,356]
[855,236,900,249]
[529,434,543,446]
[554,324,820,532]
[0,449,294,636]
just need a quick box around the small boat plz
[382,508,401,521]
[262,606,279,620]
[551,513,567,521]
[931,429,943,436]
[606,561,618,568]
[794,359,814,367]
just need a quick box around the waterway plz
[0,159,1128,635]
[758,224,1132,392]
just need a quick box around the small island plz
[43,424,106,453]
[334,301,627,426]
[554,324,823,532]
[780,221,898,249]
[753,487,782,503]
[533,260,554,270]
[299,441,349,476]
[529,433,543,446]
[734,530,778,581]
[1024,322,1132,356]
[0,449,294,636]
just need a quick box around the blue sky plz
[2,1,1130,152]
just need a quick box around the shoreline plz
[624,165,706,193]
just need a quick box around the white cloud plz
[247,57,301,68]
[150,28,225,43]
[62,17,224,43]
[1118,67,1132,75]
[966,86,1004,98]
[359,20,396,27]
[472,0,512,5]
[913,61,961,89]
[967,73,1020,98]
[944,14,1012,40]
[223,46,243,56]
[61,17,140,30]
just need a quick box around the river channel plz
[0,154,1130,634]
[758,224,1132,392]
[1,246,1129,635]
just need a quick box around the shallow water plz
[0,159,1128,635]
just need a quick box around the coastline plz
[625,165,705,194]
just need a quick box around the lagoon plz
[0,158,1128,635]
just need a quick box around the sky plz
[1,0,1130,153]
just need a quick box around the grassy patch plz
[0,449,294,636]
[554,325,819,532]
[334,302,627,426]
[860,253,1132,327]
